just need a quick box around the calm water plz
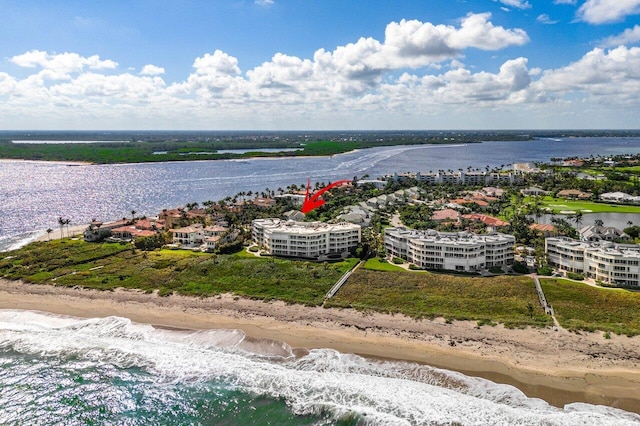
[3,137,640,251]
[3,138,640,424]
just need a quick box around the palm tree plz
[65,218,71,237]
[131,210,136,223]
[46,228,53,241]
[58,217,65,239]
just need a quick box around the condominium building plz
[384,227,515,272]
[252,219,361,259]
[546,237,640,286]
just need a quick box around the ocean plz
[1,310,639,425]
[3,138,640,424]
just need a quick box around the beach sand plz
[1,278,639,413]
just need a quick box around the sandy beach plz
[1,278,639,414]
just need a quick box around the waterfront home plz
[253,197,277,208]
[600,192,640,204]
[111,226,157,241]
[520,187,550,197]
[529,223,558,237]
[579,225,630,243]
[171,223,229,247]
[545,237,640,287]
[384,227,515,272]
[462,213,509,229]
[557,189,592,200]
[83,218,131,242]
[252,218,361,259]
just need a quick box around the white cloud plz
[255,0,274,6]
[554,0,576,5]
[537,14,559,24]
[498,0,531,9]
[1,15,639,129]
[192,50,240,75]
[578,0,640,24]
[601,25,640,46]
[535,46,640,104]
[140,64,165,76]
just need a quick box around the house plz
[431,209,461,222]
[356,179,387,189]
[529,223,558,237]
[83,218,133,242]
[385,227,515,272]
[562,159,584,167]
[520,187,550,197]
[557,189,592,200]
[600,192,640,204]
[111,226,157,241]
[579,225,630,242]
[283,210,306,221]
[462,213,509,228]
[171,224,205,246]
[253,197,277,208]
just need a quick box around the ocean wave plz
[0,310,638,425]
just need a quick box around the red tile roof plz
[462,213,509,227]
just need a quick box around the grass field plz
[540,278,640,336]
[0,239,357,306]
[528,196,640,214]
[327,270,551,328]
[362,258,407,272]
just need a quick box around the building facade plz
[252,219,361,259]
[545,237,640,286]
[384,227,515,272]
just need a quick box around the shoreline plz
[1,279,639,414]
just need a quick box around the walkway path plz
[324,260,364,301]
[531,274,561,329]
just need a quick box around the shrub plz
[392,257,404,265]
[512,261,529,274]
[408,264,421,270]
[488,266,503,274]
[567,272,585,281]
[248,246,259,252]
[537,265,553,276]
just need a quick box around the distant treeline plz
[0,129,637,164]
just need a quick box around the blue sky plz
[1,0,639,130]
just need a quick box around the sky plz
[1,0,639,130]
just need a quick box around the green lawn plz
[363,258,407,272]
[0,239,358,306]
[540,278,640,336]
[528,196,640,214]
[327,270,550,328]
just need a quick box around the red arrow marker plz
[301,178,351,214]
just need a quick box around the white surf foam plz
[0,310,638,425]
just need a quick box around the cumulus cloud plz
[1,14,639,129]
[578,0,640,24]
[535,46,640,104]
[11,50,117,71]
[498,0,531,9]
[554,0,576,4]
[140,64,165,76]
[601,25,640,46]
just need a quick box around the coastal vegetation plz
[0,130,536,164]
[540,278,640,336]
[0,239,356,305]
[327,270,551,328]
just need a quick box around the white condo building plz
[384,227,515,272]
[546,237,640,286]
[252,219,361,259]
